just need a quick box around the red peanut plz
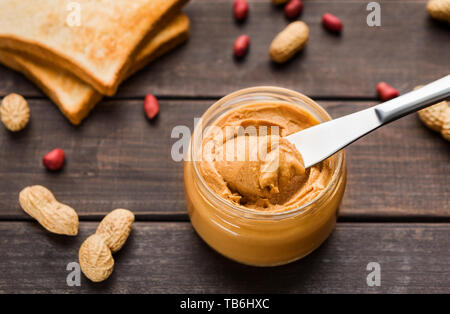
[284,0,303,20]
[377,82,399,101]
[144,94,159,120]
[233,0,248,21]
[322,13,343,33]
[43,148,65,171]
[233,35,250,58]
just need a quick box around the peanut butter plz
[199,102,333,212]
[184,88,347,266]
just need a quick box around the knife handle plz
[375,74,450,124]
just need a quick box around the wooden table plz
[0,0,449,293]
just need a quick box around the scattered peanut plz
[0,93,30,132]
[234,34,250,58]
[233,0,249,21]
[415,85,450,141]
[79,234,115,282]
[376,82,399,101]
[96,209,135,253]
[269,21,309,63]
[418,100,450,141]
[144,94,159,120]
[43,148,66,171]
[19,185,79,236]
[427,0,450,23]
[322,13,343,33]
[418,100,448,132]
[79,208,134,282]
[284,0,303,20]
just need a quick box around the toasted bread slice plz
[0,0,188,96]
[0,14,190,125]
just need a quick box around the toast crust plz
[0,0,188,96]
[129,14,190,77]
[0,14,190,125]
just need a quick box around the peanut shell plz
[19,185,78,236]
[79,234,114,282]
[269,21,309,63]
[418,101,448,132]
[96,209,135,253]
[0,93,30,132]
[427,0,450,23]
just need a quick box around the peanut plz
[233,0,249,21]
[322,13,343,33]
[79,234,114,282]
[418,100,448,132]
[0,93,30,132]
[234,35,250,58]
[376,82,399,101]
[19,185,79,236]
[427,0,450,23]
[144,94,159,120]
[285,0,303,20]
[96,209,135,253]
[269,21,309,63]
[416,85,450,141]
[43,148,66,171]
[79,209,134,282]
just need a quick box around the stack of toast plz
[0,0,190,124]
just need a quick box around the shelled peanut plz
[284,0,303,20]
[234,35,250,57]
[233,0,249,21]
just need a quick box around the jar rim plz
[190,86,345,220]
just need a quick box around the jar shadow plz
[191,228,334,293]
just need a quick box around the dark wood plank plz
[0,222,448,293]
[0,99,448,219]
[0,0,448,98]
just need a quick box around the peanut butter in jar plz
[184,87,346,266]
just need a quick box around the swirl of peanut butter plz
[199,102,334,212]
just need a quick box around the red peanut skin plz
[43,148,65,171]
[233,35,250,58]
[322,13,343,33]
[377,82,399,101]
[144,94,159,119]
[285,0,303,20]
[233,0,248,21]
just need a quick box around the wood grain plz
[0,0,448,99]
[0,99,448,219]
[0,222,448,293]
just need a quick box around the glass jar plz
[184,87,346,266]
